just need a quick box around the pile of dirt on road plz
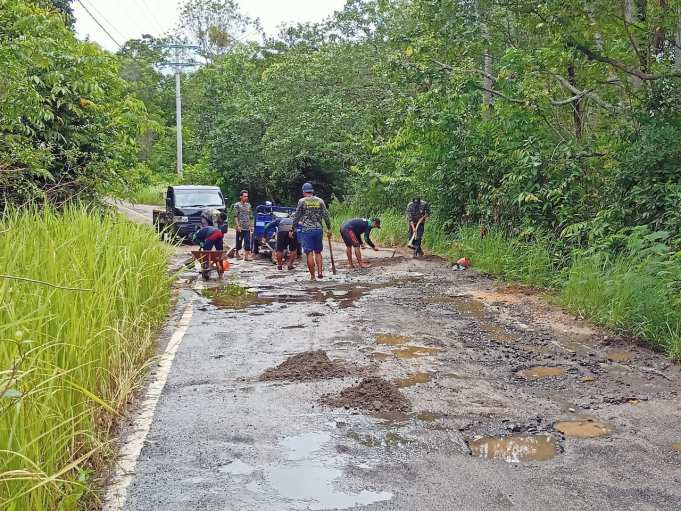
[260,351,351,382]
[321,377,411,413]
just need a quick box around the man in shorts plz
[265,213,298,270]
[340,217,380,269]
[291,182,331,280]
[233,190,253,261]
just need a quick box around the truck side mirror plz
[165,196,172,208]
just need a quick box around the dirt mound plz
[321,377,411,413]
[260,350,350,382]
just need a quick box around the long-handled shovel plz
[327,232,337,275]
[407,218,424,248]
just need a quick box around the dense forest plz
[3,0,681,242]
[2,0,681,344]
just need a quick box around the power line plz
[136,0,165,34]
[75,0,122,49]
[81,0,127,41]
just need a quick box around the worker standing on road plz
[406,197,431,258]
[265,213,298,271]
[340,217,380,269]
[291,182,332,281]
[233,190,254,261]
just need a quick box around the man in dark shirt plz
[340,218,380,268]
[265,214,298,271]
[406,197,431,257]
[193,214,224,251]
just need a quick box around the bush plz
[0,208,173,509]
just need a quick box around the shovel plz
[327,232,337,275]
[407,218,424,248]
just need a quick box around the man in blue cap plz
[291,182,332,280]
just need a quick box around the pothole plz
[468,434,559,463]
[219,459,255,476]
[516,367,566,380]
[554,420,613,438]
[321,377,411,413]
[260,351,351,382]
[375,333,410,346]
[201,285,268,309]
[392,346,441,359]
[416,411,443,422]
[607,351,634,363]
[393,372,432,388]
[672,443,681,453]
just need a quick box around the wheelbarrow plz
[191,250,229,281]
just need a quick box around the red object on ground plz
[457,257,471,268]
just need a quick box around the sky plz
[73,0,348,52]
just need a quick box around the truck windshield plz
[174,190,223,208]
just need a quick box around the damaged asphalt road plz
[112,233,681,510]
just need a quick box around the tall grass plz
[0,208,173,509]
[127,184,167,206]
[561,254,681,357]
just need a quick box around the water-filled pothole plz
[375,333,410,346]
[202,285,265,309]
[393,372,432,388]
[392,346,441,359]
[607,351,634,363]
[468,434,559,463]
[554,420,613,438]
[516,367,566,380]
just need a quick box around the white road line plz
[103,301,194,511]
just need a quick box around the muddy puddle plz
[246,431,393,509]
[672,443,681,453]
[375,333,410,346]
[607,351,634,363]
[516,367,566,380]
[469,434,559,463]
[322,377,410,413]
[260,351,351,382]
[201,285,265,309]
[392,346,441,359]
[370,352,392,361]
[416,411,444,422]
[554,420,613,438]
[393,372,432,388]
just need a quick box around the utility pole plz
[162,44,199,177]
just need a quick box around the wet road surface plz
[110,207,681,510]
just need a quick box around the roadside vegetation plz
[0,208,173,509]
[1,0,680,505]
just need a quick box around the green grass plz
[0,207,173,509]
[560,255,681,357]
[329,201,681,358]
[128,184,167,206]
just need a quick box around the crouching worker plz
[265,214,298,271]
[193,214,224,251]
[340,217,380,268]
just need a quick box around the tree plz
[34,0,73,26]
[0,0,149,207]
[175,0,259,61]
